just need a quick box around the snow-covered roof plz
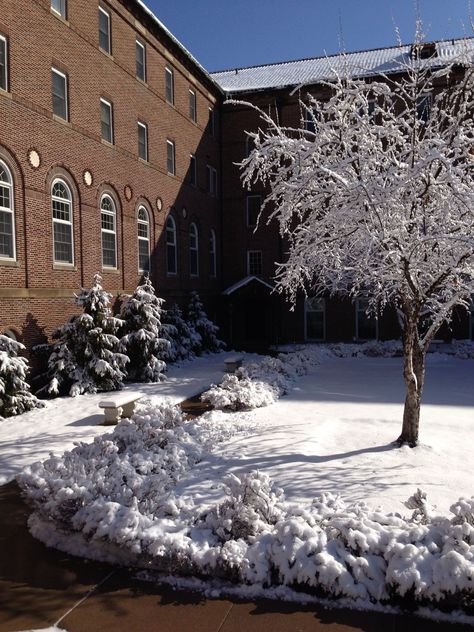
[211,38,474,94]
[222,276,274,296]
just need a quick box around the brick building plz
[1,1,473,356]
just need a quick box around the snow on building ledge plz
[222,276,274,296]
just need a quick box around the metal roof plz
[211,38,474,94]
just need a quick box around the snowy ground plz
[0,352,229,485]
[175,354,474,516]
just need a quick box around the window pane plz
[52,199,71,222]
[210,232,216,277]
[99,9,110,53]
[52,70,67,120]
[0,183,10,209]
[167,244,176,274]
[53,222,72,263]
[102,231,116,267]
[138,239,149,271]
[189,90,196,122]
[190,155,196,186]
[306,298,325,340]
[101,212,114,231]
[357,300,377,340]
[138,123,147,160]
[0,37,7,91]
[248,251,262,276]
[101,100,113,143]
[208,108,215,136]
[166,68,174,104]
[167,141,175,174]
[51,0,66,17]
[0,210,13,258]
[136,41,146,81]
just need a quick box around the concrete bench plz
[99,391,143,425]
[224,356,243,373]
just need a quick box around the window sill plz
[51,10,69,26]
[99,48,114,60]
[101,139,115,148]
[52,114,71,126]
[138,157,149,165]
[0,88,12,100]
[136,77,148,87]
[0,258,19,267]
[102,267,120,274]
[166,272,177,277]
[53,263,76,271]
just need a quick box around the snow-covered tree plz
[46,274,129,396]
[160,303,197,362]
[120,276,169,382]
[238,39,474,446]
[0,334,43,418]
[186,291,225,354]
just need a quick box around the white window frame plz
[189,89,197,122]
[247,250,262,276]
[100,194,117,269]
[137,206,150,272]
[136,39,146,82]
[98,6,111,54]
[206,165,217,196]
[51,178,74,265]
[209,228,217,278]
[305,297,326,342]
[167,139,175,175]
[208,107,215,137]
[355,297,378,341]
[166,215,177,276]
[189,154,197,186]
[138,121,148,161]
[51,0,67,19]
[52,67,68,121]
[246,194,261,228]
[189,222,199,277]
[165,67,174,105]
[0,159,16,261]
[100,98,113,144]
[0,34,8,93]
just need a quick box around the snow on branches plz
[186,291,225,355]
[0,334,43,418]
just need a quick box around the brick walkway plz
[0,481,470,632]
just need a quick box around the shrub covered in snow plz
[186,291,225,355]
[43,274,129,396]
[0,334,43,418]
[120,277,169,382]
[160,303,200,363]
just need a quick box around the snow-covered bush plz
[0,334,43,418]
[201,372,278,410]
[186,291,225,355]
[120,277,169,382]
[160,303,198,363]
[43,274,129,396]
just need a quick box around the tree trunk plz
[397,320,426,447]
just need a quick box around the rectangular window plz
[416,93,432,122]
[189,154,197,186]
[189,89,196,122]
[98,7,111,54]
[305,297,325,341]
[246,195,261,228]
[208,107,215,137]
[206,165,217,196]
[100,98,113,143]
[355,298,378,341]
[247,250,262,276]
[0,35,7,92]
[138,121,148,161]
[136,40,146,82]
[167,140,175,175]
[165,67,174,104]
[52,67,68,121]
[51,0,66,18]
[303,106,320,133]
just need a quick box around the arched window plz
[189,222,199,277]
[51,178,73,264]
[137,206,150,272]
[166,215,177,275]
[209,229,216,277]
[0,160,15,260]
[101,194,117,268]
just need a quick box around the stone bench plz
[99,391,143,425]
[224,356,243,373]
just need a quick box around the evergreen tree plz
[186,291,225,354]
[160,303,198,362]
[120,276,169,382]
[0,334,43,418]
[46,274,129,396]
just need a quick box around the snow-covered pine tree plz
[186,291,225,354]
[160,303,197,362]
[119,276,169,382]
[46,274,129,396]
[0,334,43,418]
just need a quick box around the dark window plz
[416,93,432,123]
[100,99,113,143]
[167,140,175,175]
[189,222,199,277]
[189,154,197,186]
[138,122,148,161]
[247,195,261,228]
[208,107,215,136]
[136,40,146,82]
[0,160,14,259]
[0,35,7,92]
[189,90,197,122]
[98,7,111,53]
[245,134,255,158]
[209,229,216,277]
[51,0,66,18]
[356,298,377,340]
[206,165,217,196]
[165,67,174,104]
[247,250,262,276]
[101,195,117,268]
[166,216,177,275]
[137,206,150,271]
[52,68,68,120]
[51,179,73,264]
[305,297,325,341]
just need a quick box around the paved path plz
[0,482,470,632]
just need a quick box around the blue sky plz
[146,0,473,71]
